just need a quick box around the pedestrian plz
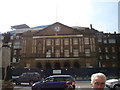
[91,73,106,90]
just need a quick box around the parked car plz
[105,78,120,90]
[32,75,75,90]
[13,72,41,85]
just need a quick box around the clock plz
[54,26,61,32]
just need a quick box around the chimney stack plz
[90,24,92,29]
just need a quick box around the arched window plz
[36,62,42,69]
[73,61,80,68]
[46,62,51,69]
[64,62,70,68]
[54,62,61,69]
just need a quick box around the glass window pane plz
[73,38,78,45]
[85,49,90,56]
[55,50,60,57]
[108,39,116,43]
[73,49,79,57]
[64,38,69,45]
[103,40,107,44]
[55,39,60,45]
[64,50,69,57]
[84,38,89,44]
[46,39,51,46]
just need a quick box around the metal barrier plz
[12,67,120,80]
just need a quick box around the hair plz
[91,73,106,84]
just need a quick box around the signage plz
[53,70,61,74]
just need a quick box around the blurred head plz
[91,73,106,90]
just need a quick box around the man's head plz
[91,73,106,90]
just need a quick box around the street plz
[13,81,91,90]
[13,83,31,90]
[13,81,109,90]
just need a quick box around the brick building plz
[97,32,120,67]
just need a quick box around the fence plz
[12,67,120,80]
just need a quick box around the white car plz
[105,78,120,90]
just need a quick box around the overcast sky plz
[0,0,119,33]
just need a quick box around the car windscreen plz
[53,77,73,82]
[21,73,39,77]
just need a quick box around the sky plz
[0,0,119,33]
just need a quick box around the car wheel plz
[114,85,120,90]
[29,81,34,86]
[15,82,21,85]
[113,85,120,90]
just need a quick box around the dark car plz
[32,75,75,90]
[14,72,41,85]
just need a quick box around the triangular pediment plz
[34,22,83,36]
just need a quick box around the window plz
[84,38,89,44]
[0,36,4,40]
[100,56,102,59]
[102,64,106,67]
[103,40,107,44]
[105,47,108,52]
[73,38,78,45]
[99,48,101,52]
[112,56,116,59]
[105,55,109,59]
[98,39,102,42]
[46,50,51,57]
[22,40,26,53]
[108,39,116,43]
[12,58,17,63]
[46,39,51,46]
[37,43,42,53]
[85,49,90,56]
[14,41,21,49]
[104,35,107,38]
[112,47,115,52]
[55,50,60,57]
[11,36,13,40]
[55,39,60,45]
[64,50,69,57]
[73,49,79,57]
[13,50,17,55]
[112,64,116,67]
[90,38,95,44]
[86,63,93,68]
[64,38,69,45]
[16,35,20,39]
[26,64,30,68]
[32,39,36,53]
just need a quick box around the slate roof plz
[11,24,30,29]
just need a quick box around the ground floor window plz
[36,62,42,69]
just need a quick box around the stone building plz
[16,22,99,69]
[9,22,120,69]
